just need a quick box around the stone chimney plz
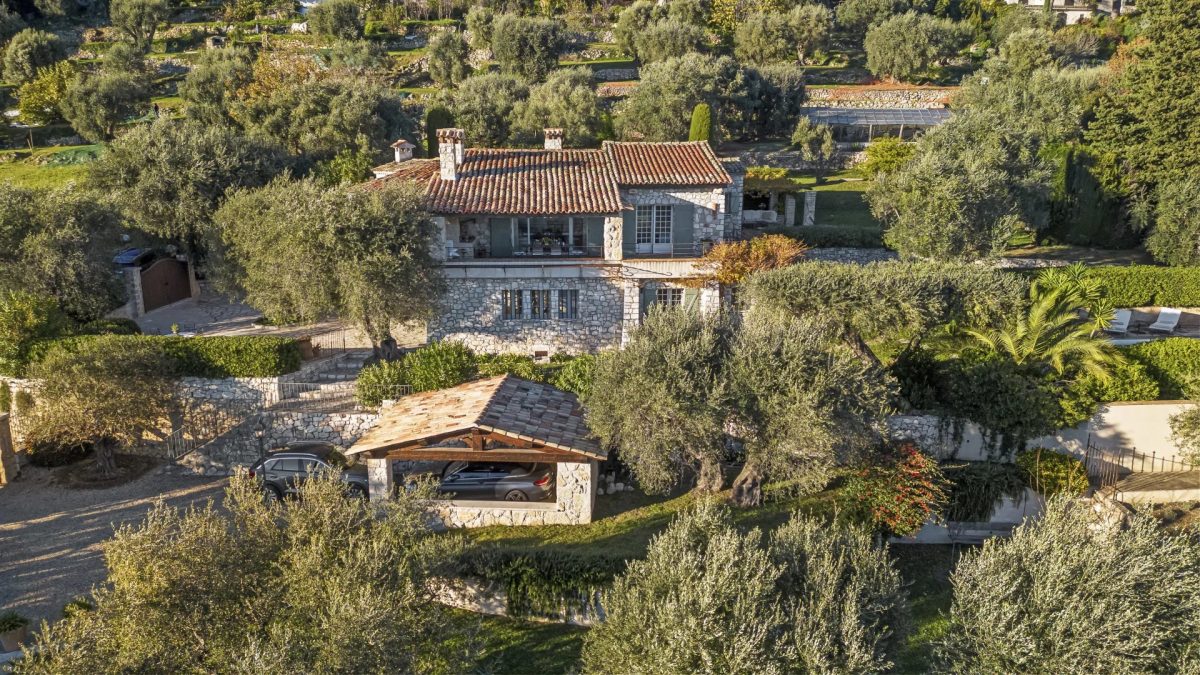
[437,128,465,181]
[544,128,564,150]
[390,138,415,163]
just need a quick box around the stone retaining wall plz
[177,410,380,475]
[592,67,637,82]
[806,86,955,109]
[429,576,603,626]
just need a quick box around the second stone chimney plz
[437,128,465,181]
[544,128,564,150]
[390,138,415,163]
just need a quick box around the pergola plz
[802,107,951,143]
[347,375,606,526]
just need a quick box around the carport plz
[346,374,606,527]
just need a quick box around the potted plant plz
[0,610,29,652]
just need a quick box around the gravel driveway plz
[0,466,227,623]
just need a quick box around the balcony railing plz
[621,242,709,259]
[445,243,604,260]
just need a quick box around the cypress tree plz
[688,103,712,142]
[424,105,455,158]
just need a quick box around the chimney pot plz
[436,128,466,181]
[390,138,414,163]
[544,128,564,150]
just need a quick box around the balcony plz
[445,243,604,261]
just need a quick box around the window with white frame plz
[635,205,673,246]
[501,290,523,320]
[530,290,552,320]
[655,288,683,307]
[654,205,672,244]
[558,289,578,320]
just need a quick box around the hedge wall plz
[30,335,302,378]
[1083,266,1200,308]
[1123,338,1200,400]
[453,545,627,619]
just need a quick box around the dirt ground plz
[0,464,226,624]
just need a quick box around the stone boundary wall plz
[806,87,955,109]
[592,67,637,82]
[429,576,604,627]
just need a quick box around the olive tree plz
[109,0,171,52]
[615,53,744,141]
[939,498,1200,673]
[308,0,364,40]
[60,70,151,142]
[582,501,908,673]
[634,18,706,63]
[427,29,470,87]
[586,308,731,494]
[490,14,563,83]
[510,67,603,147]
[465,5,495,48]
[790,117,836,183]
[450,72,528,147]
[214,178,444,352]
[178,46,254,124]
[865,12,971,82]
[23,337,180,477]
[16,473,468,673]
[3,29,64,84]
[788,3,833,63]
[734,12,791,65]
[16,61,73,125]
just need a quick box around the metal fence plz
[1083,439,1200,490]
[269,381,413,413]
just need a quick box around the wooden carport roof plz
[346,375,605,463]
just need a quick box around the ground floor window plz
[501,290,523,320]
[558,289,578,320]
[530,290,552,320]
[501,289,581,321]
[655,288,683,307]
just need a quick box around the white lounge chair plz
[1148,308,1183,333]
[1105,309,1132,334]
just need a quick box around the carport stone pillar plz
[367,457,393,502]
[555,461,598,524]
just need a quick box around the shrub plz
[61,598,94,619]
[475,353,547,382]
[1083,266,1200,308]
[355,359,408,408]
[28,335,302,378]
[454,546,624,619]
[1059,358,1161,422]
[13,390,34,415]
[403,341,477,392]
[0,381,8,414]
[0,610,28,632]
[765,225,886,248]
[1015,448,1088,497]
[79,318,141,336]
[550,353,597,399]
[0,291,71,377]
[942,461,1026,522]
[840,443,948,536]
[1124,338,1200,399]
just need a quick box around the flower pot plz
[0,624,28,652]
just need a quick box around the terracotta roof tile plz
[426,149,622,215]
[364,159,440,187]
[347,375,605,460]
[603,141,732,187]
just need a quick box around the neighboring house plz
[368,128,745,355]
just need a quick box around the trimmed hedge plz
[29,335,302,378]
[1015,448,1089,497]
[1084,266,1200,308]
[1123,338,1200,400]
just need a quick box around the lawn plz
[0,144,100,189]
[460,611,586,674]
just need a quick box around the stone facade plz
[806,87,955,109]
[428,277,625,355]
[426,460,599,527]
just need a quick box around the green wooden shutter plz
[683,288,700,312]
[622,208,637,257]
[585,217,604,256]
[489,218,512,257]
[640,286,657,318]
[672,203,695,256]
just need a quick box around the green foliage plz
[424,105,454,157]
[634,18,706,64]
[939,498,1200,673]
[60,70,151,142]
[475,353,546,381]
[1124,338,1200,400]
[942,461,1025,522]
[454,546,624,619]
[787,4,833,63]
[510,68,604,148]
[25,438,93,467]
[17,61,73,125]
[427,29,470,87]
[0,5,26,46]
[836,0,913,38]
[790,117,836,181]
[16,473,469,673]
[1045,144,1129,248]
[0,380,9,413]
[13,390,34,416]
[865,12,971,82]
[1059,357,1160,423]
[102,42,146,75]
[178,46,254,125]
[1144,177,1200,266]
[859,136,915,178]
[465,5,495,48]
[88,118,287,253]
[1168,404,1200,464]
[0,291,70,377]
[614,53,742,141]
[450,73,529,147]
[1014,447,1088,497]
[741,63,808,140]
[734,12,791,65]
[0,610,29,632]
[1082,266,1200,308]
[687,102,712,142]
[399,341,478,392]
[3,29,64,84]
[841,444,948,536]
[614,1,660,58]
[109,0,171,52]
[308,0,364,40]
[354,358,408,408]
[1087,0,1200,198]
[314,146,372,186]
[214,178,443,347]
[79,318,141,335]
[29,335,302,377]
[491,15,563,83]
[550,353,596,399]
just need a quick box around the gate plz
[140,258,191,312]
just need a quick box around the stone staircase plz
[273,351,372,413]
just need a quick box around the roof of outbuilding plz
[802,107,951,127]
[366,158,440,186]
[346,375,605,460]
[425,148,623,215]
[603,141,732,186]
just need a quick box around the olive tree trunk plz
[695,455,725,493]
[93,438,118,477]
[730,462,764,507]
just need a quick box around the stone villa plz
[369,129,745,355]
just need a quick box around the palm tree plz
[957,284,1124,380]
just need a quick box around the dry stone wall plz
[806,87,955,109]
[176,410,380,475]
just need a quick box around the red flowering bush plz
[841,443,948,537]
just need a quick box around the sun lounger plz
[1148,308,1183,333]
[1105,309,1132,334]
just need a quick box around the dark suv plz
[437,462,555,502]
[248,442,371,501]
